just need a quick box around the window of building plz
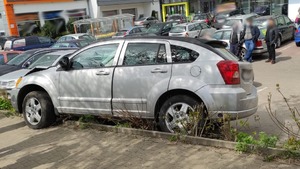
[171,45,199,63]
[123,43,167,66]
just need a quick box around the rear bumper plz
[253,47,267,54]
[196,85,258,120]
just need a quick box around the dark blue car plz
[295,25,300,47]
[4,36,55,51]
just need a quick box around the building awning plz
[97,0,153,6]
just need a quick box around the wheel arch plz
[154,89,205,121]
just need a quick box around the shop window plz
[102,10,118,17]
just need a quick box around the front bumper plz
[8,88,20,112]
[197,85,258,120]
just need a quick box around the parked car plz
[57,33,96,43]
[4,36,55,51]
[0,36,18,50]
[134,17,159,28]
[212,9,245,29]
[0,48,73,76]
[169,23,201,38]
[0,50,75,90]
[0,51,23,65]
[254,15,295,48]
[112,26,147,38]
[295,25,300,47]
[212,29,267,58]
[51,40,90,48]
[146,22,179,36]
[254,6,270,16]
[9,37,258,132]
[192,13,213,25]
[222,13,258,29]
[167,14,187,23]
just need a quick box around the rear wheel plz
[22,91,56,129]
[158,95,205,133]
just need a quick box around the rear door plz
[112,40,172,118]
[276,16,288,41]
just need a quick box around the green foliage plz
[79,115,95,123]
[66,18,76,34]
[0,98,13,111]
[115,122,132,128]
[284,137,300,151]
[40,21,59,39]
[236,132,278,152]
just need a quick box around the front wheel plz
[22,91,56,129]
[158,95,204,133]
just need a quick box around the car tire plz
[276,37,281,48]
[22,91,56,129]
[158,95,204,133]
[296,42,300,47]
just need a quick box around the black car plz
[212,9,245,29]
[0,48,73,76]
[4,36,55,51]
[145,21,179,36]
[254,15,295,48]
[254,6,270,16]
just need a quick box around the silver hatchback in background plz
[169,22,216,38]
[222,13,258,29]
[9,37,258,133]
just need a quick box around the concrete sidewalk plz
[0,116,298,169]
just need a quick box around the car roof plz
[45,50,76,56]
[176,23,197,27]
[227,13,257,20]
[63,33,87,37]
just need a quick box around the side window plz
[283,16,292,25]
[222,31,231,40]
[200,23,210,29]
[213,32,223,40]
[123,43,167,66]
[171,45,199,63]
[38,37,51,44]
[163,23,171,32]
[7,53,19,61]
[0,54,4,64]
[72,44,119,69]
[195,23,202,30]
[276,17,285,26]
[188,25,195,31]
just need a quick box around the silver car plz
[222,13,258,29]
[0,50,75,91]
[212,29,267,57]
[169,22,216,38]
[9,37,258,132]
[134,17,159,27]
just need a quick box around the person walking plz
[240,18,260,62]
[229,22,241,56]
[265,18,279,64]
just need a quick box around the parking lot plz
[0,40,299,168]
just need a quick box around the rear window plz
[170,26,186,33]
[253,19,268,27]
[29,54,61,69]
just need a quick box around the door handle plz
[96,70,110,75]
[151,68,168,73]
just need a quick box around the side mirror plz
[24,61,31,68]
[58,56,71,70]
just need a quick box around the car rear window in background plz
[7,53,20,62]
[79,35,95,41]
[224,19,242,27]
[253,19,268,27]
[0,54,4,65]
[13,38,26,48]
[194,15,206,20]
[168,16,181,21]
[29,54,61,69]
[170,26,186,33]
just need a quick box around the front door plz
[112,40,172,118]
[57,41,124,115]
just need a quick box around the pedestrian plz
[295,7,300,26]
[229,22,240,56]
[265,18,279,64]
[240,18,260,62]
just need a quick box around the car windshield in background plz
[253,19,268,27]
[147,24,162,33]
[194,15,206,20]
[28,54,61,69]
[51,43,77,48]
[6,52,33,66]
[170,26,186,33]
[215,48,239,61]
[115,30,127,36]
[168,16,181,20]
[224,19,242,26]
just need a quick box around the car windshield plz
[194,15,206,20]
[28,54,61,69]
[253,19,268,27]
[147,24,162,33]
[170,26,186,33]
[6,52,33,66]
[224,19,242,26]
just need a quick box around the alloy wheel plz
[25,98,42,125]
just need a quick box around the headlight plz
[7,80,17,88]
[15,77,22,89]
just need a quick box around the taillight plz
[256,40,262,47]
[205,19,209,23]
[217,60,240,85]
[296,29,299,33]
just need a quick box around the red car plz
[0,51,23,65]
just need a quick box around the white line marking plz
[278,44,293,52]
[257,87,268,93]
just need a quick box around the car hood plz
[0,65,22,76]
[0,69,30,82]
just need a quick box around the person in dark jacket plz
[240,18,260,62]
[230,22,241,56]
[265,18,279,64]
